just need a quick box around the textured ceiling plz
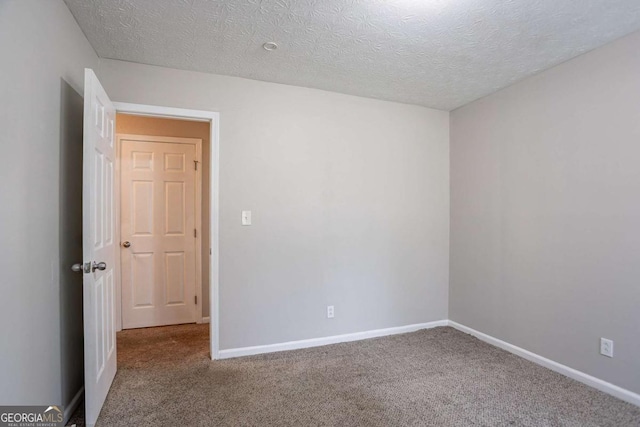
[64,0,640,110]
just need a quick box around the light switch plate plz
[241,210,252,226]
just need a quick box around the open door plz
[82,68,117,426]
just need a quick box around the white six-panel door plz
[82,69,117,427]
[119,137,199,329]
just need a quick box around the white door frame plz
[116,134,203,328]
[113,102,220,360]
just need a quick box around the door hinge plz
[195,295,198,305]
[194,160,199,171]
[194,228,197,238]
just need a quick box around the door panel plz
[165,181,185,234]
[132,181,154,234]
[164,152,185,171]
[82,69,117,427]
[165,251,186,304]
[120,139,197,329]
[132,252,154,307]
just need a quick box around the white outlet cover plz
[600,338,614,358]
[327,305,334,319]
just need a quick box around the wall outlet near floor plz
[327,305,334,319]
[600,338,614,358]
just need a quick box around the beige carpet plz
[90,324,640,426]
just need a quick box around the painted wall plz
[0,0,98,409]
[116,114,212,318]
[98,59,450,350]
[450,31,640,393]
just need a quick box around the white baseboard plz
[64,386,84,425]
[218,320,448,359]
[202,317,210,324]
[448,320,640,407]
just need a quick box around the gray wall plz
[0,0,98,407]
[98,59,451,350]
[450,31,640,394]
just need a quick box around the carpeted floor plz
[88,324,640,426]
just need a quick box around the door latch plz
[71,262,92,274]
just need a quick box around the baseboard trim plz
[218,320,448,359]
[202,317,210,324]
[64,386,84,425]
[448,320,640,407]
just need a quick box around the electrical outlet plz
[600,338,614,358]
[327,305,334,319]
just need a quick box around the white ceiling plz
[65,0,640,110]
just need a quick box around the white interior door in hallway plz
[119,135,201,329]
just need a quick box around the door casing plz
[113,102,220,360]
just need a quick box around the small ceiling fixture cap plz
[263,42,278,51]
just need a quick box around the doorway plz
[112,104,220,363]
[78,72,220,426]
[115,114,211,331]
